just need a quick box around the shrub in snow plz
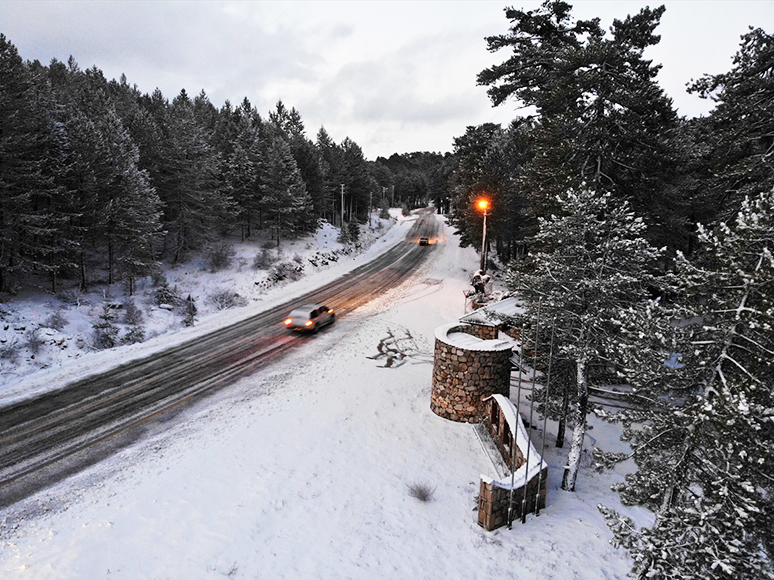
[25,328,45,355]
[45,307,68,331]
[122,299,144,326]
[407,483,436,502]
[0,338,20,363]
[337,226,350,245]
[182,295,197,327]
[93,304,119,349]
[269,261,304,283]
[347,219,360,242]
[57,288,89,307]
[252,248,279,270]
[401,205,409,217]
[208,290,248,310]
[153,285,181,306]
[151,270,168,288]
[121,326,146,345]
[379,206,391,220]
[207,242,235,272]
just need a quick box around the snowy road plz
[0,213,440,507]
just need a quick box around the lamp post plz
[477,198,489,273]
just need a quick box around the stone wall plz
[461,323,498,340]
[478,468,548,530]
[430,324,512,423]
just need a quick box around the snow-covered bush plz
[122,299,144,326]
[207,243,235,272]
[92,304,119,349]
[121,326,146,345]
[26,328,45,355]
[252,248,279,270]
[0,338,20,363]
[208,290,248,310]
[45,307,68,331]
[153,285,181,306]
[269,261,304,283]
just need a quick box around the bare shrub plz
[207,242,235,272]
[45,307,68,331]
[208,290,248,311]
[26,328,45,355]
[252,248,279,271]
[58,288,89,307]
[407,483,436,502]
[122,299,144,325]
[0,339,20,363]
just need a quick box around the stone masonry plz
[430,324,512,423]
[478,467,548,530]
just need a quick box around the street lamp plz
[477,198,489,273]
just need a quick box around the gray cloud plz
[2,0,772,157]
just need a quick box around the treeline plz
[439,3,773,579]
[0,34,442,296]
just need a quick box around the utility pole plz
[369,190,372,227]
[340,183,345,227]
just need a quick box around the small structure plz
[477,394,548,530]
[430,322,513,423]
[459,296,522,340]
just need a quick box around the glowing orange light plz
[477,199,489,211]
[305,320,313,327]
[284,318,292,326]
[328,309,334,314]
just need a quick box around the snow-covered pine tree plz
[161,90,237,262]
[599,190,774,579]
[508,188,664,492]
[260,136,313,246]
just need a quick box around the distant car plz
[284,304,335,333]
[419,237,429,245]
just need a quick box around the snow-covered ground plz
[0,212,650,579]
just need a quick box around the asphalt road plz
[0,212,440,507]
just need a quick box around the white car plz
[283,304,335,333]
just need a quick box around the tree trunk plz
[79,247,87,291]
[556,383,569,447]
[108,241,114,285]
[562,358,588,491]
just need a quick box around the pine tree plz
[0,35,67,291]
[600,190,774,579]
[478,1,681,250]
[161,91,236,262]
[260,137,313,246]
[508,188,664,492]
[688,28,774,221]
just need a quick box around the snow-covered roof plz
[481,393,548,489]
[459,296,523,326]
[434,323,513,352]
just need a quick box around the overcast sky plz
[2,1,771,159]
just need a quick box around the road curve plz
[0,212,440,506]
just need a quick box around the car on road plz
[284,304,335,333]
[419,237,429,245]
